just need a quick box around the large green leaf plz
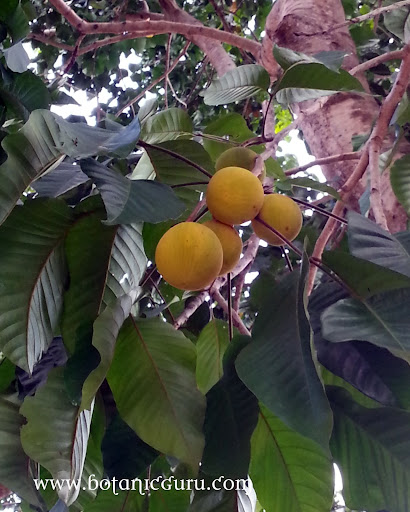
[107,317,206,471]
[384,4,410,43]
[0,68,49,119]
[328,386,410,512]
[309,281,405,407]
[20,368,94,506]
[390,154,410,214]
[148,481,190,512]
[196,319,230,394]
[0,395,43,508]
[0,200,73,372]
[0,358,15,392]
[236,259,332,451]
[0,110,141,226]
[273,45,347,72]
[275,62,364,105]
[202,65,270,106]
[203,113,255,160]
[101,414,158,480]
[81,159,185,225]
[347,211,410,277]
[82,488,146,512]
[134,140,213,212]
[281,176,340,198]
[322,286,410,360]
[250,403,333,512]
[322,250,410,297]
[140,108,193,144]
[201,336,258,479]
[81,294,136,411]
[63,212,146,401]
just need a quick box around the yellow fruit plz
[215,147,266,182]
[206,166,264,225]
[203,219,242,275]
[251,194,303,246]
[155,222,223,291]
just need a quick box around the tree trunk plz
[261,0,407,232]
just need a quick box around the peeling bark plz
[262,0,408,231]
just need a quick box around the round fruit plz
[203,219,242,275]
[206,166,264,225]
[251,194,303,246]
[215,147,266,181]
[155,222,223,291]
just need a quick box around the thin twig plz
[116,41,190,116]
[171,181,209,188]
[164,34,172,109]
[186,198,206,222]
[292,197,348,224]
[149,276,176,324]
[232,264,250,312]
[138,141,213,179]
[212,289,251,336]
[328,0,410,32]
[285,152,361,176]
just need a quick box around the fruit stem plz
[254,216,355,296]
[138,141,213,179]
[292,197,347,224]
[281,247,293,271]
[227,273,233,341]
[171,181,209,188]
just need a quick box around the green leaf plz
[391,154,410,214]
[202,65,270,106]
[20,368,94,506]
[0,358,15,392]
[0,67,50,119]
[201,336,258,479]
[322,286,410,361]
[136,140,213,211]
[283,176,340,198]
[107,317,206,471]
[1,2,29,41]
[203,113,255,161]
[149,481,190,512]
[273,45,347,72]
[322,250,410,297]
[81,294,135,411]
[328,386,410,512]
[101,414,158,480]
[196,319,230,394]
[250,403,333,512]
[236,258,332,451]
[347,212,410,277]
[0,110,141,227]
[384,4,410,43]
[0,395,43,508]
[32,163,89,198]
[63,215,146,401]
[275,62,364,105]
[82,488,146,512]
[3,41,30,73]
[140,108,193,144]
[81,159,185,225]
[0,200,73,372]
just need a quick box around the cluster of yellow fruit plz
[155,147,303,291]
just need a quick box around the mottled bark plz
[261,0,408,231]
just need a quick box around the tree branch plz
[174,234,260,330]
[369,138,389,229]
[307,43,410,294]
[350,49,404,76]
[48,0,261,60]
[285,152,361,176]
